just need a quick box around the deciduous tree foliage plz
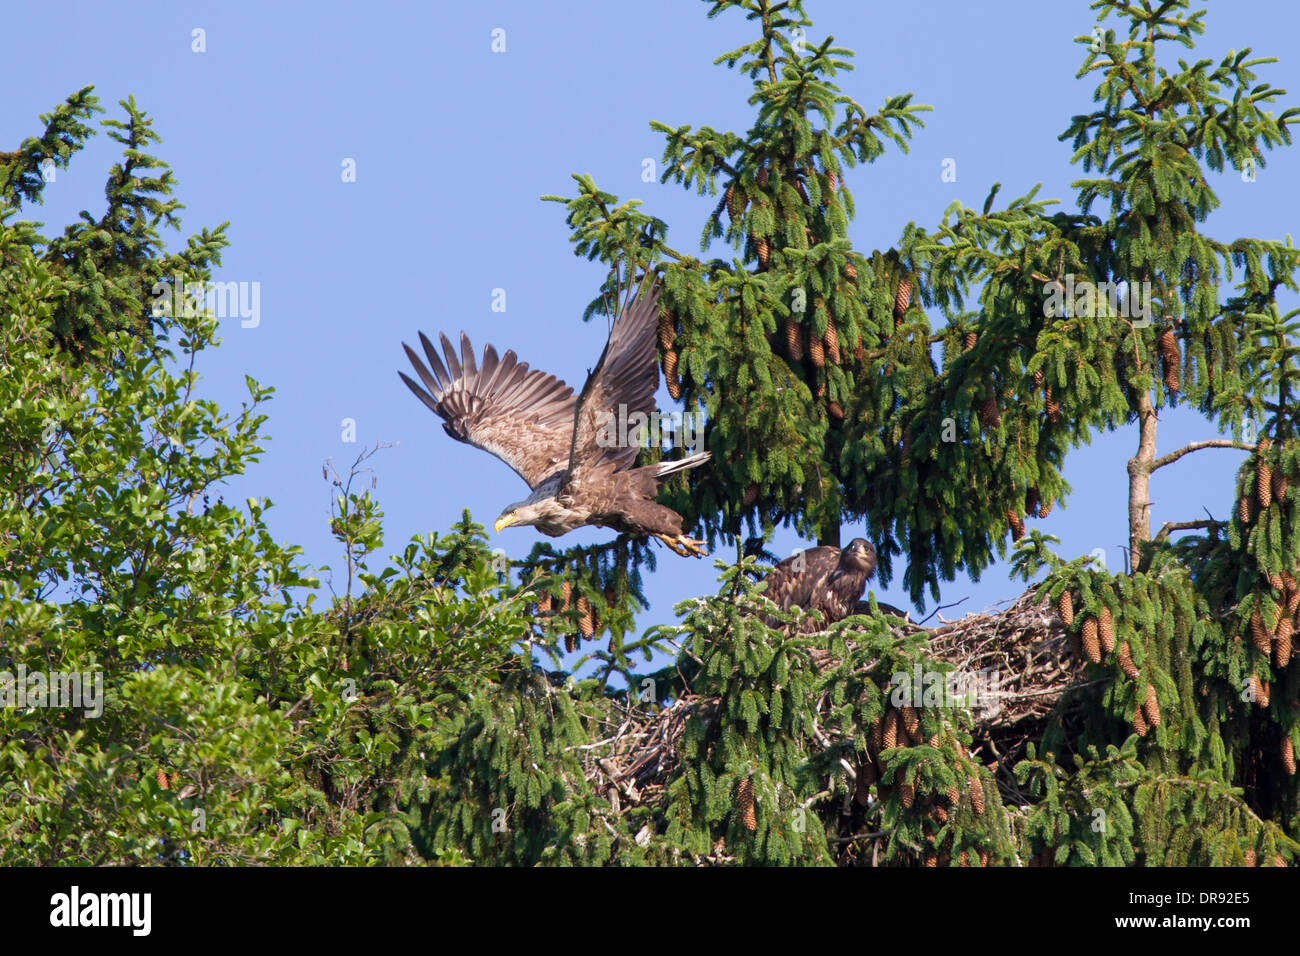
[3,0,1299,865]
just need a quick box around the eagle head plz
[494,502,538,532]
[494,490,577,536]
[841,538,877,578]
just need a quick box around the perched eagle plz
[761,538,877,629]
[398,278,712,557]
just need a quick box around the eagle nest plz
[582,587,1089,815]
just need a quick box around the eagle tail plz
[652,450,711,479]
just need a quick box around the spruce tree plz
[7,0,1300,868]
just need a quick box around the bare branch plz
[1151,439,1255,473]
[1152,519,1226,545]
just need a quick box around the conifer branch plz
[1151,519,1225,545]
[1150,439,1255,473]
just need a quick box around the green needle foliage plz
[4,0,1300,866]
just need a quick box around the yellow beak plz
[494,513,517,533]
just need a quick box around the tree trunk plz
[818,527,841,548]
[1127,389,1158,570]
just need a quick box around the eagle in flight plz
[398,277,712,557]
[761,538,878,629]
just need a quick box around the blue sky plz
[6,0,1300,645]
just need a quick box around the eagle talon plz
[659,533,708,558]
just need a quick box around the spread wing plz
[399,331,576,490]
[761,546,843,612]
[560,277,662,491]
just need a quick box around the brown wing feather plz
[399,332,576,489]
[561,277,662,491]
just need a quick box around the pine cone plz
[1057,591,1075,627]
[1273,471,1290,504]
[1251,609,1271,655]
[1245,848,1257,867]
[657,310,675,350]
[826,169,838,193]
[1249,674,1270,708]
[1039,498,1054,518]
[559,580,572,613]
[785,315,804,360]
[1158,329,1180,391]
[795,178,810,204]
[737,777,757,831]
[1258,458,1274,509]
[853,338,866,364]
[1068,629,1083,661]
[828,400,844,419]
[1283,737,1296,775]
[536,588,553,613]
[1133,704,1148,737]
[882,709,899,750]
[964,331,978,352]
[156,769,170,790]
[1025,486,1041,518]
[756,236,771,268]
[1240,495,1255,525]
[894,276,912,319]
[859,756,877,787]
[844,260,857,282]
[1276,617,1293,669]
[577,594,594,638]
[1270,571,1286,592]
[977,394,1000,429]
[869,715,884,753]
[1142,684,1160,727]
[900,780,915,809]
[1099,605,1115,653]
[725,183,742,221]
[901,705,920,738]
[945,783,960,806]
[968,775,985,815]
[756,167,769,187]
[1045,389,1061,424]
[855,761,875,805]
[565,632,578,653]
[1007,510,1026,541]
[808,336,825,368]
[1082,616,1101,663]
[823,320,841,364]
[1118,642,1139,678]
[664,349,682,399]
